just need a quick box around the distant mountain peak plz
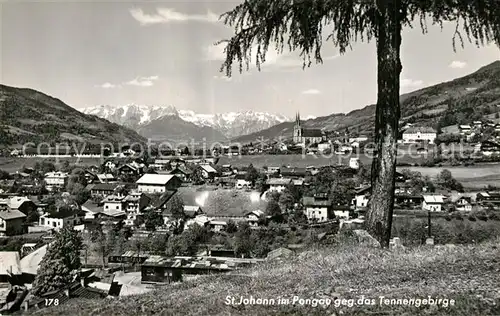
[79,104,292,140]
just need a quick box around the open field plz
[218,153,431,168]
[0,157,103,173]
[28,239,500,316]
[404,165,500,180]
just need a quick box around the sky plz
[1,0,499,119]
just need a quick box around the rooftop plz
[0,209,27,220]
[199,165,217,173]
[137,174,177,185]
[266,178,293,186]
[0,251,21,275]
[86,183,123,192]
[403,126,437,134]
[302,196,333,207]
[423,195,445,204]
[20,244,48,275]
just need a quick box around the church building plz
[292,112,325,145]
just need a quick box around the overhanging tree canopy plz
[216,0,500,247]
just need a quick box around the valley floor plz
[29,239,500,316]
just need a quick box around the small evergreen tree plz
[144,210,164,231]
[31,228,83,296]
[234,222,253,258]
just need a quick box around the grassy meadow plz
[27,239,500,316]
[0,157,104,173]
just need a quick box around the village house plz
[169,166,193,182]
[280,167,308,179]
[235,174,252,189]
[208,220,228,232]
[302,194,334,223]
[183,205,204,218]
[39,208,85,230]
[422,195,445,212]
[162,203,205,227]
[476,191,500,206]
[86,183,125,198]
[83,170,98,184]
[217,177,235,188]
[117,163,143,177]
[265,166,280,176]
[402,126,437,144]
[349,158,360,169]
[184,214,210,230]
[245,210,264,227]
[1,196,36,218]
[459,124,472,135]
[480,140,500,155]
[136,174,182,194]
[81,201,102,220]
[28,197,49,215]
[123,193,151,226]
[98,206,127,223]
[266,178,292,193]
[102,195,127,214]
[455,196,472,212]
[44,171,69,191]
[332,205,351,220]
[96,174,117,183]
[349,135,369,143]
[394,194,423,208]
[317,141,331,153]
[151,191,177,212]
[151,159,172,171]
[199,164,218,180]
[102,160,118,172]
[0,207,26,236]
[0,179,17,193]
[334,143,353,154]
[353,186,371,209]
[219,165,234,177]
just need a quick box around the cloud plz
[449,60,467,69]
[204,44,340,75]
[213,75,232,82]
[302,89,321,95]
[125,76,159,87]
[130,8,219,26]
[205,45,339,74]
[323,54,340,61]
[94,82,120,89]
[401,78,424,88]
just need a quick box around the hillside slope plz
[29,240,500,315]
[235,60,500,143]
[0,84,146,145]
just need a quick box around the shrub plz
[488,213,500,221]
[468,215,477,221]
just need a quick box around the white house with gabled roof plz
[136,174,182,194]
[422,195,445,212]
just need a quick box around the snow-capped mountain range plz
[80,104,297,139]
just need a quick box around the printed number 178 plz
[45,299,59,306]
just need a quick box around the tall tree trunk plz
[366,0,402,248]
